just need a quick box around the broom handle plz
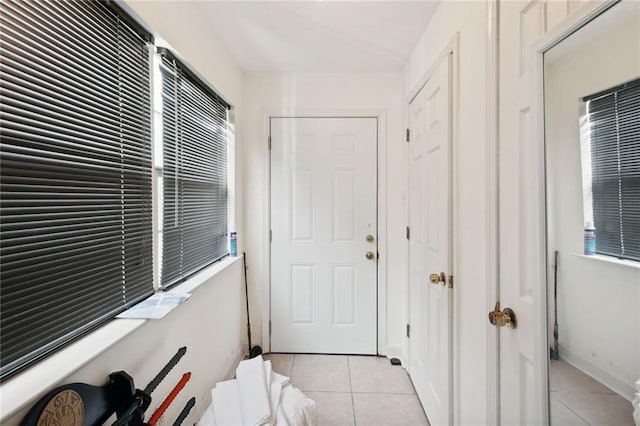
[553,251,559,355]
[244,252,252,351]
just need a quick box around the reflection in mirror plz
[544,2,640,425]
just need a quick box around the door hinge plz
[268,135,272,150]
[269,320,272,336]
[406,323,410,338]
[406,128,410,142]
[448,275,454,289]
[406,226,410,240]
[270,229,272,242]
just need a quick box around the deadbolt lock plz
[429,272,446,285]
[365,251,375,260]
[488,302,517,329]
[366,234,375,243]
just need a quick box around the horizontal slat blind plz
[0,0,153,379]
[159,52,229,288]
[587,78,640,261]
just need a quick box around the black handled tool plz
[145,346,187,395]
[244,253,262,358]
[172,397,196,426]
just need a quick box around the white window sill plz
[573,253,640,270]
[0,255,241,423]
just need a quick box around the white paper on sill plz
[116,292,191,319]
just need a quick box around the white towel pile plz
[633,378,640,426]
[205,356,317,426]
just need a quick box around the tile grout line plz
[551,395,592,426]
[347,356,357,426]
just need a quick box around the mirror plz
[544,2,640,425]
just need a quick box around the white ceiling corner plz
[198,1,439,73]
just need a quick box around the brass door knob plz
[365,251,375,260]
[488,302,517,329]
[366,234,375,243]
[429,272,446,285]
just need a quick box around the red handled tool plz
[148,372,191,426]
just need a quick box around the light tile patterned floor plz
[549,359,634,425]
[264,354,430,426]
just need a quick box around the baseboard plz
[558,344,634,401]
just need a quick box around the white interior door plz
[408,54,453,426]
[498,2,624,425]
[498,1,545,424]
[270,117,377,354]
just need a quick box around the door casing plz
[263,110,389,356]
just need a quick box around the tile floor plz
[264,354,430,426]
[549,359,634,425]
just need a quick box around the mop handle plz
[144,347,187,395]
[148,372,191,426]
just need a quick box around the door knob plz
[429,272,446,285]
[366,234,375,243]
[365,251,375,260]
[488,302,517,329]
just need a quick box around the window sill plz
[0,256,241,423]
[573,253,640,270]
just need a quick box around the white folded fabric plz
[270,371,290,425]
[276,384,317,426]
[206,358,316,426]
[212,379,243,426]
[236,356,271,426]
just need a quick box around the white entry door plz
[408,55,453,426]
[270,117,377,354]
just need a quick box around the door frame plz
[406,33,459,424]
[496,1,619,424]
[262,110,388,355]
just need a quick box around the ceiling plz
[198,1,440,73]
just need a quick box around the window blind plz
[158,50,229,289]
[0,0,153,379]
[586,78,640,262]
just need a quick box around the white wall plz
[241,72,406,357]
[545,12,640,400]
[2,259,245,425]
[1,2,246,424]
[404,2,490,424]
